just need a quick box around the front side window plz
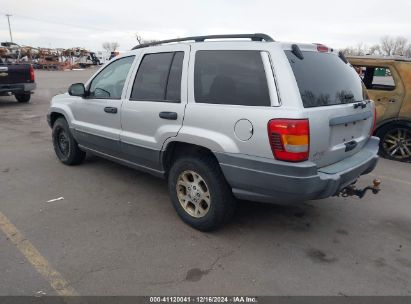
[354,66,396,91]
[194,50,271,106]
[130,52,184,102]
[88,56,135,99]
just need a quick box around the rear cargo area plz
[285,48,375,167]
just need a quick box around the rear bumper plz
[216,137,379,204]
[0,82,36,94]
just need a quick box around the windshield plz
[285,50,367,108]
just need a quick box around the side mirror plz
[68,83,86,97]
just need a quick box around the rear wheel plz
[15,93,31,103]
[377,123,411,162]
[52,118,86,165]
[168,154,236,231]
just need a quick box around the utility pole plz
[6,14,13,42]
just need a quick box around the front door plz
[70,55,135,156]
[120,44,190,172]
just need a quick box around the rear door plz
[120,44,189,170]
[285,49,375,167]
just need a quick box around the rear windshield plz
[285,50,366,108]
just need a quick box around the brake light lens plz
[268,119,310,162]
[29,65,35,82]
[315,44,329,52]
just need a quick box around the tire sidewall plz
[15,93,31,103]
[52,118,76,164]
[168,157,230,231]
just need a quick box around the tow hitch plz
[338,179,381,199]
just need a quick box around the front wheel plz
[377,123,411,162]
[52,118,86,165]
[168,154,236,231]
[15,93,31,103]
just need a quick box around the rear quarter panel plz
[172,42,304,158]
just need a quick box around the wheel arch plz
[161,141,220,177]
[49,112,66,127]
[375,117,411,135]
[49,108,73,128]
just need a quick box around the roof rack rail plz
[131,33,274,50]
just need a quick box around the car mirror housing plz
[68,83,86,97]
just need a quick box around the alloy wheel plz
[176,170,211,218]
[382,127,411,160]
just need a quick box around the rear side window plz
[354,66,396,91]
[194,50,271,106]
[285,51,367,108]
[130,52,183,102]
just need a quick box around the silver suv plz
[47,34,380,231]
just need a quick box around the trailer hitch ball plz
[373,179,381,189]
[339,178,381,199]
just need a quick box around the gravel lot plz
[0,69,411,296]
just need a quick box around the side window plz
[354,65,396,91]
[130,52,184,102]
[194,50,271,106]
[89,56,135,99]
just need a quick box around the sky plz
[1,0,411,51]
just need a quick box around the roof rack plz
[131,33,274,50]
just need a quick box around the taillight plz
[268,119,310,162]
[315,44,329,52]
[29,65,35,82]
[370,106,377,136]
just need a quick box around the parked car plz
[348,56,411,161]
[47,34,380,231]
[0,62,36,103]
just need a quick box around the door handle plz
[159,111,177,120]
[104,107,117,114]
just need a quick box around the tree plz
[102,42,120,52]
[380,36,395,56]
[341,42,367,56]
[368,44,381,55]
[393,36,408,56]
[354,42,366,56]
[343,36,411,58]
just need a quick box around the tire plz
[168,154,236,231]
[52,118,86,165]
[15,93,31,103]
[377,122,411,162]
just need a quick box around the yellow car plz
[348,56,411,161]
